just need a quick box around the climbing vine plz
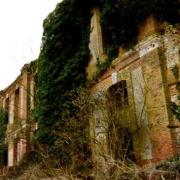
[97,0,179,75]
[171,99,180,121]
[35,0,95,167]
[36,0,179,167]
[171,64,179,79]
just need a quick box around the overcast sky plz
[0,0,61,90]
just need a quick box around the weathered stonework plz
[87,8,105,80]
[0,61,36,168]
[88,12,180,166]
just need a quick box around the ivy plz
[171,64,179,79]
[35,0,94,167]
[93,58,112,80]
[171,101,180,122]
[99,0,179,64]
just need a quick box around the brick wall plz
[89,17,178,164]
[0,62,36,167]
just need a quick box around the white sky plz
[0,0,62,90]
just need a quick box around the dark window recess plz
[5,98,9,125]
[14,88,20,122]
[102,28,107,49]
[3,148,8,166]
[107,80,128,108]
[13,142,17,166]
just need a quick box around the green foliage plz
[171,64,179,79]
[171,101,180,121]
[0,108,8,166]
[35,0,93,166]
[93,58,112,80]
[99,0,179,67]
[157,155,180,178]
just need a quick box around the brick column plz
[8,142,14,167]
[9,94,15,124]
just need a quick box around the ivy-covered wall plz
[96,0,179,76]
[35,0,95,167]
[35,0,179,167]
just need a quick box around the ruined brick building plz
[0,61,36,167]
[0,8,179,169]
[88,8,180,165]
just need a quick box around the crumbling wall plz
[89,16,177,166]
[0,62,36,167]
[87,8,105,80]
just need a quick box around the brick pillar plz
[142,47,174,162]
[30,78,35,110]
[17,139,27,164]
[8,142,14,167]
[9,94,15,124]
[132,67,152,161]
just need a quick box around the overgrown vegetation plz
[171,95,180,121]
[96,0,180,76]
[156,155,180,179]
[35,0,93,167]
[0,108,7,166]
[35,0,179,172]
[171,64,179,78]
[7,146,180,179]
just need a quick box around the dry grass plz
[3,88,179,180]
[12,165,75,180]
[5,162,79,180]
[2,155,180,180]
